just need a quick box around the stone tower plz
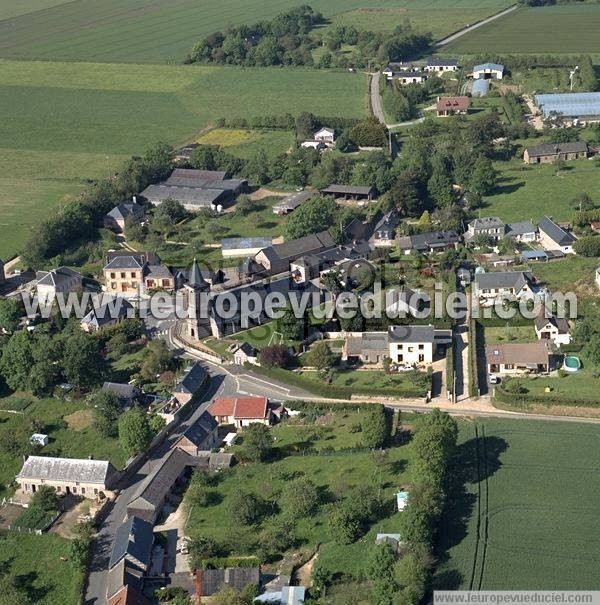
[183,259,213,340]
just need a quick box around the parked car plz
[489,375,501,385]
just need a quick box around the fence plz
[171,323,225,364]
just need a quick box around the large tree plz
[240,423,273,463]
[62,330,104,389]
[0,298,22,333]
[91,390,122,438]
[0,330,33,391]
[284,196,337,239]
[118,407,154,456]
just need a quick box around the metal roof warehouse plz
[535,92,600,117]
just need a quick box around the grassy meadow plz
[186,409,412,589]
[435,418,600,589]
[0,0,512,63]
[326,0,510,39]
[0,532,83,605]
[482,157,600,223]
[446,5,600,55]
[0,60,365,259]
[0,0,73,20]
[0,395,126,497]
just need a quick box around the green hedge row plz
[494,384,600,409]
[468,318,480,398]
[246,365,429,399]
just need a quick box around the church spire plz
[188,258,208,289]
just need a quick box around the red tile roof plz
[436,96,470,112]
[210,396,268,420]
[108,585,151,605]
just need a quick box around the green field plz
[0,395,126,497]
[483,158,600,223]
[0,0,73,20]
[0,60,365,259]
[186,410,411,588]
[436,418,600,589]
[327,1,510,39]
[447,5,600,55]
[0,532,83,604]
[0,0,512,63]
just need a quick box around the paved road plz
[435,4,518,46]
[370,72,386,124]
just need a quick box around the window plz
[111,282,117,289]
[72,487,77,494]
[120,272,126,278]
[81,487,86,495]
[418,344,424,350]
[110,272,116,279]
[418,354,425,362]
[94,488,98,495]
[408,346,414,352]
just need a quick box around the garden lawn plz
[446,5,600,55]
[0,531,83,605]
[186,412,413,580]
[0,60,365,259]
[483,325,537,344]
[0,0,74,20]
[0,396,126,497]
[483,158,600,223]
[526,255,600,298]
[0,0,511,62]
[196,128,294,160]
[435,417,600,589]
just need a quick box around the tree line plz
[187,4,432,69]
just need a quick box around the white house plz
[473,271,535,306]
[209,396,275,428]
[397,71,428,85]
[472,63,504,80]
[36,266,82,307]
[506,220,537,243]
[314,127,335,146]
[534,312,571,346]
[300,140,326,151]
[486,342,552,376]
[424,58,459,72]
[538,216,577,254]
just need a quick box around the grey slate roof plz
[102,382,139,401]
[141,185,228,207]
[128,448,195,512]
[178,411,218,448]
[222,237,273,251]
[106,559,144,600]
[320,184,375,196]
[469,216,505,231]
[109,516,154,570]
[17,455,114,485]
[539,216,576,246]
[427,57,458,67]
[399,230,460,252]
[388,324,436,343]
[106,202,144,221]
[506,220,536,237]
[188,259,209,288]
[346,332,388,355]
[526,142,588,157]
[473,63,504,72]
[474,271,531,291]
[166,168,228,185]
[104,255,145,271]
[175,363,209,395]
[36,266,81,288]
[81,298,134,329]
[534,311,570,333]
[271,230,336,262]
[273,190,315,212]
[197,567,260,596]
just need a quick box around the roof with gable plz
[427,57,458,67]
[36,266,81,288]
[474,270,532,292]
[106,560,144,602]
[174,363,209,395]
[197,567,260,596]
[166,168,228,185]
[270,230,336,262]
[104,255,145,271]
[178,411,218,448]
[526,142,588,157]
[81,298,134,329]
[102,382,139,401]
[109,516,154,570]
[534,310,570,334]
[187,259,209,289]
[106,203,144,221]
[107,584,150,605]
[272,190,315,212]
[398,230,460,252]
[539,216,576,246]
[17,455,114,486]
[436,96,470,112]
[506,220,536,237]
[486,341,551,365]
[210,396,269,420]
[473,62,504,72]
[140,184,228,207]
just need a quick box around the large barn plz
[535,92,600,123]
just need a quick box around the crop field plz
[0,60,365,258]
[327,1,510,39]
[0,0,513,63]
[483,157,600,223]
[0,0,73,20]
[446,5,600,55]
[435,418,600,589]
[197,128,295,159]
